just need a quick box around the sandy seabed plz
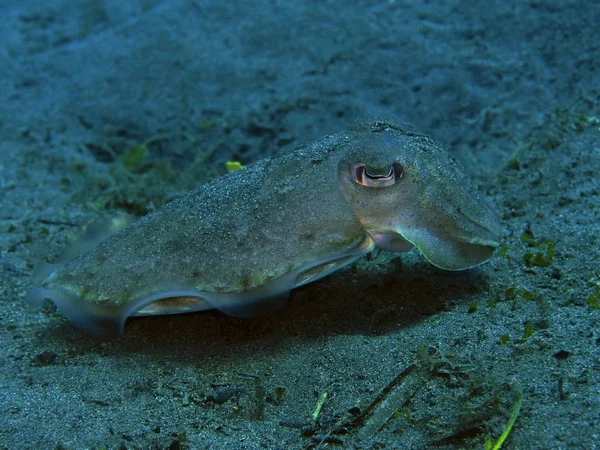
[0,1,599,449]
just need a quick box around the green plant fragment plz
[523,239,555,267]
[520,231,535,244]
[225,161,244,173]
[484,380,522,450]
[516,323,534,344]
[507,158,520,170]
[523,323,534,339]
[312,392,328,421]
[586,289,600,310]
[504,288,516,300]
[118,144,148,173]
[516,288,535,301]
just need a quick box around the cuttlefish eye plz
[352,161,403,188]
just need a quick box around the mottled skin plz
[28,121,503,336]
[337,123,502,270]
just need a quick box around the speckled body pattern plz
[27,121,503,336]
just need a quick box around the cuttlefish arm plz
[27,121,502,337]
[337,121,503,271]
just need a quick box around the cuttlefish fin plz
[32,213,135,285]
[27,285,214,338]
[26,287,126,338]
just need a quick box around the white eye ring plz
[353,162,403,188]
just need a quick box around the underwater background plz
[0,0,599,448]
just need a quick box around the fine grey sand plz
[1,1,599,449]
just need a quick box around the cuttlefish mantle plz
[27,121,503,337]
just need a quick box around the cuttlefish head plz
[337,123,503,270]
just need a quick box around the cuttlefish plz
[27,121,503,337]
